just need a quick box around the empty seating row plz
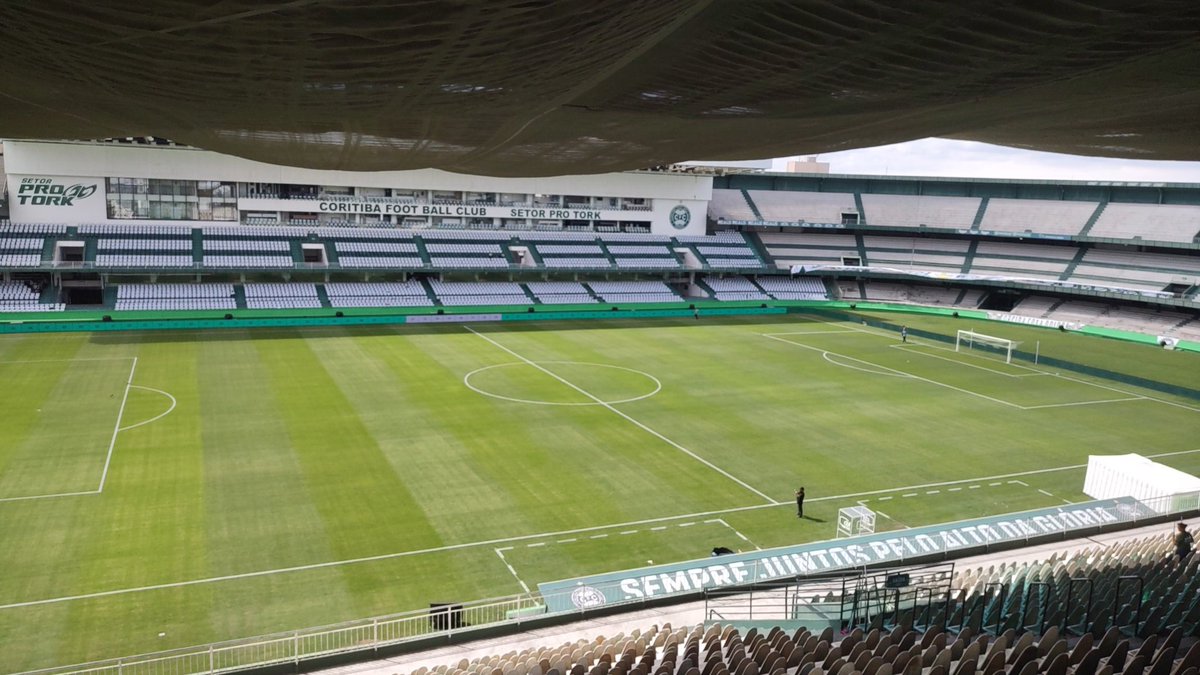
[244,283,321,309]
[97,254,193,267]
[0,238,44,250]
[203,255,292,268]
[338,256,425,268]
[97,238,193,251]
[335,241,418,253]
[117,283,235,299]
[203,239,290,252]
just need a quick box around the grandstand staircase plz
[960,240,979,273]
[969,197,991,231]
[853,192,867,223]
[1059,246,1090,280]
[314,285,332,308]
[857,279,868,299]
[324,244,340,266]
[417,278,441,306]
[740,232,775,268]
[1077,200,1109,237]
[1043,298,1068,317]
[854,234,869,265]
[232,286,248,310]
[595,240,619,267]
[190,229,204,263]
[517,283,538,304]
[414,237,433,266]
[739,189,764,221]
[99,286,118,308]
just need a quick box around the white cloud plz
[773,138,1200,183]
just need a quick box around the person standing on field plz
[1174,522,1193,562]
[900,326,908,343]
[795,487,805,518]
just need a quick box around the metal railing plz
[20,492,1200,675]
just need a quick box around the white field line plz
[889,343,1024,378]
[713,518,761,550]
[493,548,530,594]
[465,326,779,505]
[762,330,859,336]
[10,452,1199,611]
[97,357,137,492]
[0,356,140,503]
[118,385,177,432]
[820,352,912,378]
[818,317,1199,414]
[1021,397,1146,410]
[0,357,140,365]
[763,333,1023,409]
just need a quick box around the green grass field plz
[1,311,1198,671]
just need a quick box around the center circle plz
[463,361,662,406]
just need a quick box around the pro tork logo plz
[16,178,97,206]
[669,205,691,229]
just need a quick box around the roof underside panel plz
[1,1,1198,175]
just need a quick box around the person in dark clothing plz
[795,487,805,518]
[1174,522,1193,562]
[900,326,908,343]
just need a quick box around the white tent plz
[1084,454,1200,514]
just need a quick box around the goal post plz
[955,329,1017,364]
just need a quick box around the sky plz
[771,138,1200,183]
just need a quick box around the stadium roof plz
[1,1,1198,176]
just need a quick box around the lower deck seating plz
[115,283,236,311]
[587,280,682,303]
[0,280,61,312]
[755,276,827,300]
[525,281,597,305]
[243,282,321,309]
[324,281,433,308]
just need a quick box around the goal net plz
[955,329,1017,364]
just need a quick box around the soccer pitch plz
[0,312,1197,671]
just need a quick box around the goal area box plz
[955,329,1018,364]
[1083,454,1200,514]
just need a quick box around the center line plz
[465,326,779,505]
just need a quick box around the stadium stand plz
[243,283,322,309]
[96,254,193,268]
[977,198,1098,236]
[859,194,982,229]
[430,280,531,306]
[324,281,433,308]
[748,190,858,223]
[0,280,60,312]
[755,276,828,300]
[115,283,237,311]
[708,189,758,222]
[968,242,1076,281]
[1088,204,1200,243]
[757,233,860,269]
[587,280,682,304]
[703,276,771,301]
[384,527,1200,675]
[203,255,293,268]
[861,236,972,273]
[524,281,598,305]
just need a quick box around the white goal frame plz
[955,329,1016,364]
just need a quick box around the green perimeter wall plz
[1,300,1197,357]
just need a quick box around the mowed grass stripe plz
[47,337,211,667]
[196,334,361,638]
[253,332,447,614]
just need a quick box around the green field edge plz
[2,300,1197,354]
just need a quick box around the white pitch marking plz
[948,487,962,492]
[466,326,779,505]
[760,330,859,336]
[1038,489,1055,497]
[878,496,893,501]
[526,542,544,548]
[903,493,918,498]
[650,526,667,531]
[96,357,137,492]
[764,334,1023,408]
[713,518,760,550]
[0,357,139,365]
[926,490,940,494]
[7,450,1199,611]
[1021,397,1146,410]
[556,538,576,544]
[678,522,696,527]
[590,534,607,539]
[118,385,177,432]
[1008,480,1030,487]
[989,482,1003,487]
[820,351,913,378]
[968,485,981,490]
[889,343,1023,377]
[463,361,662,407]
[0,489,99,504]
[494,548,530,594]
[619,530,638,535]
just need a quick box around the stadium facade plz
[3,140,710,236]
